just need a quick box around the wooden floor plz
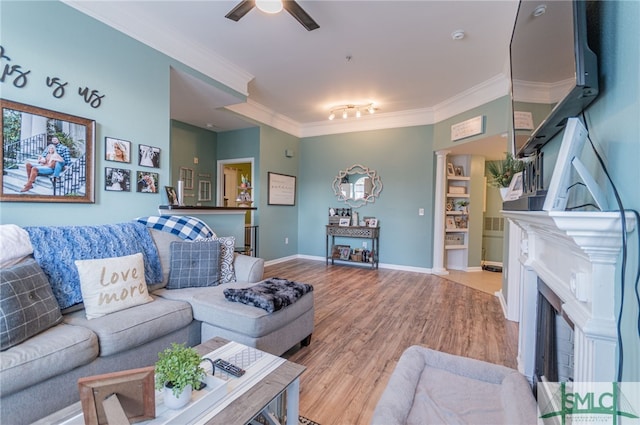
[266,259,519,425]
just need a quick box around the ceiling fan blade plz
[283,1,319,31]
[225,0,256,22]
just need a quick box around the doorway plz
[217,157,254,224]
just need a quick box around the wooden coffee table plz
[33,337,306,425]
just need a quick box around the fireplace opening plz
[534,278,575,396]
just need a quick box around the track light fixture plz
[328,103,378,121]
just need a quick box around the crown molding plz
[225,100,301,137]
[232,73,511,138]
[62,1,253,96]
[432,73,511,123]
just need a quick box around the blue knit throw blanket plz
[25,222,162,309]
[223,277,313,313]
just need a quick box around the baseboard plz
[267,254,432,274]
[496,289,508,318]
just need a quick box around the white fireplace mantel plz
[502,210,636,383]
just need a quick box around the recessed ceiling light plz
[451,30,465,41]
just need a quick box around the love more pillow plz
[75,253,153,320]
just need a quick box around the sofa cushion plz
[63,296,193,357]
[75,253,154,319]
[155,281,314,338]
[195,236,236,283]
[0,224,33,268]
[0,258,63,350]
[167,240,221,288]
[0,323,98,396]
[24,222,163,310]
[148,228,183,290]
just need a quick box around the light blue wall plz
[259,126,299,260]
[0,1,233,226]
[434,96,511,152]
[170,120,217,206]
[568,0,639,381]
[299,126,435,268]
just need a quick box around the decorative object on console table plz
[177,180,185,206]
[154,343,206,409]
[338,217,350,227]
[78,366,155,425]
[326,224,380,269]
[165,186,178,206]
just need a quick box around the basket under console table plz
[326,225,380,269]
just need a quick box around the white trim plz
[495,289,508,318]
[267,254,433,274]
[62,1,253,96]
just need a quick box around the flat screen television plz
[510,0,598,157]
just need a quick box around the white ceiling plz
[64,0,520,157]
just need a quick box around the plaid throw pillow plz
[136,215,216,241]
[1,258,63,350]
[167,240,221,288]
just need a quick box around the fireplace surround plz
[502,211,636,384]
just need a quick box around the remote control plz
[213,358,245,377]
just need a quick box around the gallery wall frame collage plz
[104,137,160,194]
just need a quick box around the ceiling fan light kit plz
[255,0,283,14]
[226,0,319,31]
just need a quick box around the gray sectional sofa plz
[0,220,314,425]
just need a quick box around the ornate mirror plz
[332,164,382,208]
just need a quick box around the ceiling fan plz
[225,0,320,31]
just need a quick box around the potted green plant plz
[455,200,469,213]
[487,153,524,199]
[155,343,206,409]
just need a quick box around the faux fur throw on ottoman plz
[223,277,313,313]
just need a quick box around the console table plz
[326,225,379,269]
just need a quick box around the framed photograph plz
[78,366,155,425]
[268,172,296,206]
[446,162,455,176]
[446,216,456,229]
[1,99,95,203]
[454,166,464,176]
[104,137,131,163]
[138,144,160,168]
[136,171,158,193]
[165,186,178,205]
[104,167,131,192]
[368,218,378,228]
[332,244,350,259]
[339,246,351,261]
[455,216,468,229]
[338,217,350,227]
